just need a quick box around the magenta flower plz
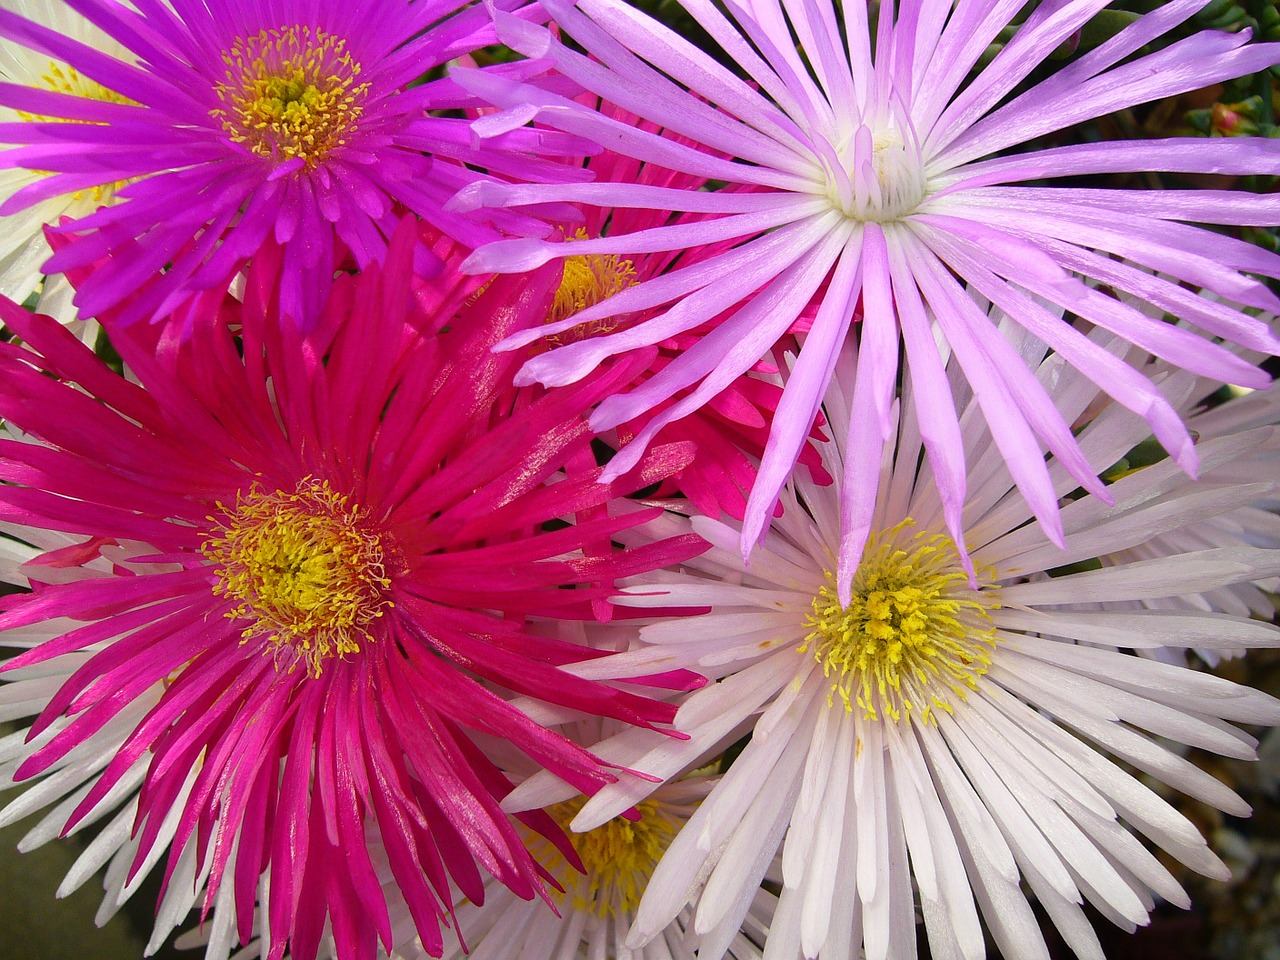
[0,0,585,327]
[0,222,706,960]
[455,0,1280,598]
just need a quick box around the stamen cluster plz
[18,61,134,202]
[538,797,681,918]
[204,477,391,676]
[801,520,998,723]
[213,26,369,165]
[26,60,132,112]
[547,230,638,343]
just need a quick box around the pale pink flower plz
[455,0,1280,597]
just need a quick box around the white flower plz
[279,715,772,960]
[1083,352,1280,663]
[506,319,1280,960]
[434,776,773,960]
[0,0,131,329]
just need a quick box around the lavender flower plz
[455,0,1280,598]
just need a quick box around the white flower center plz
[827,117,928,223]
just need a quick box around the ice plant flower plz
[542,110,831,522]
[438,784,774,960]
[0,0,129,325]
[427,719,772,960]
[0,0,584,328]
[1086,348,1280,663]
[455,0,1280,593]
[506,324,1280,960]
[0,223,708,960]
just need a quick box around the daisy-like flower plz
[1088,349,1280,646]
[507,320,1280,960]
[0,221,708,960]
[439,783,772,960]
[0,0,130,326]
[427,720,771,960]
[172,722,775,960]
[455,0,1280,592]
[0,0,586,328]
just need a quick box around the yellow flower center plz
[546,229,637,346]
[19,61,134,203]
[212,26,369,167]
[203,478,391,677]
[800,520,999,724]
[531,797,681,918]
[24,61,133,111]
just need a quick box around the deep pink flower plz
[454,0,1280,599]
[0,0,587,327]
[0,221,706,960]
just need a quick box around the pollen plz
[800,519,999,724]
[203,478,391,677]
[212,25,369,167]
[546,229,637,346]
[530,797,680,918]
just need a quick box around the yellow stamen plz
[203,478,391,677]
[212,26,368,167]
[546,229,637,346]
[528,797,681,918]
[800,519,999,724]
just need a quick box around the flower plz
[454,0,1280,592]
[506,321,1280,960]
[174,721,776,960]
[0,220,709,960]
[0,0,585,328]
[538,103,833,524]
[1085,348,1280,665]
[438,784,771,960]
[417,718,772,960]
[0,0,129,328]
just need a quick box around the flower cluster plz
[0,3,1278,960]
